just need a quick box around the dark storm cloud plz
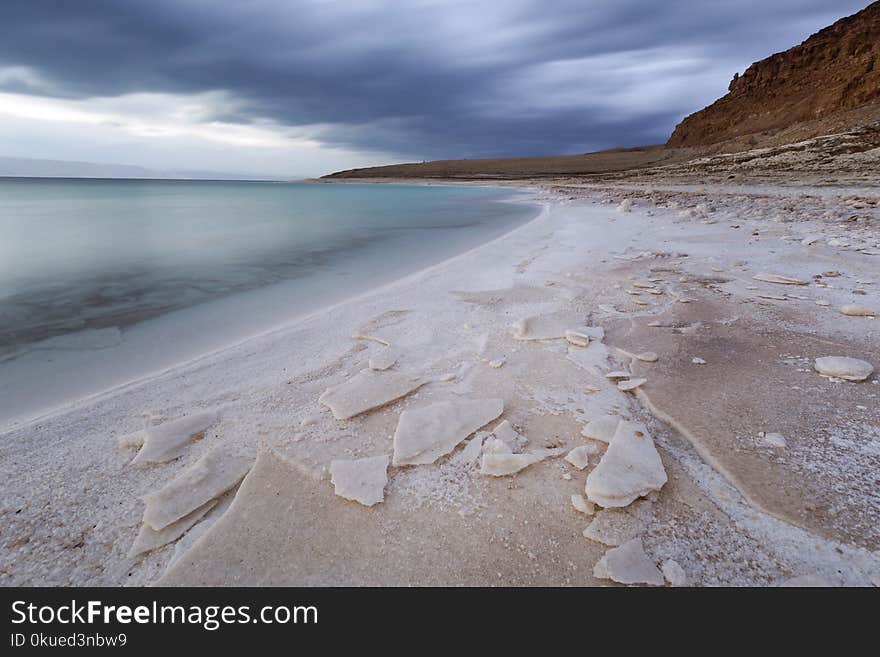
[0,0,871,159]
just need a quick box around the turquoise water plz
[0,178,534,351]
[0,179,536,424]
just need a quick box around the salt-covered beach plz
[2,182,877,587]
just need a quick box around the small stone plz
[635,351,659,362]
[840,304,876,317]
[691,357,706,364]
[814,356,874,382]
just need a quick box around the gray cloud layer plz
[0,0,870,160]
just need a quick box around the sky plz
[0,0,871,178]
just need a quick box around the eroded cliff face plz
[668,2,880,148]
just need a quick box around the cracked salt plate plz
[585,421,666,507]
[329,454,389,506]
[319,369,425,420]
[130,410,220,465]
[593,538,663,586]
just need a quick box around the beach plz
[1,182,878,587]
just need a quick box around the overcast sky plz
[0,0,870,177]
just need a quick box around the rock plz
[130,410,220,465]
[319,369,425,420]
[617,378,647,391]
[564,445,593,470]
[368,348,397,371]
[571,494,595,515]
[329,454,389,507]
[635,352,659,362]
[691,357,706,364]
[142,447,254,531]
[840,304,876,317]
[814,356,874,382]
[594,539,663,586]
[661,560,689,587]
[581,415,619,443]
[585,421,667,507]
[392,399,503,466]
[753,273,808,286]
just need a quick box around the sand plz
[1,182,879,587]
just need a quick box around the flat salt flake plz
[753,273,808,286]
[691,357,706,364]
[319,369,424,420]
[585,420,667,507]
[617,378,647,391]
[392,399,503,466]
[491,419,529,451]
[581,326,605,341]
[565,445,593,470]
[814,356,874,382]
[565,330,590,347]
[571,494,595,515]
[594,538,663,586]
[511,316,568,341]
[130,410,220,465]
[488,356,506,369]
[351,334,390,346]
[815,299,831,306]
[329,454,389,507]
[605,371,631,380]
[581,415,619,443]
[661,559,689,587]
[368,348,398,371]
[142,447,254,531]
[840,304,876,317]
[635,352,659,362]
[129,499,216,557]
[582,508,646,546]
[761,432,787,448]
[480,447,564,477]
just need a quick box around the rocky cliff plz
[668,2,880,148]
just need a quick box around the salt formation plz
[564,330,591,347]
[583,508,647,546]
[368,348,397,371]
[511,316,569,341]
[593,539,663,586]
[661,560,689,587]
[617,378,647,391]
[451,435,485,466]
[753,273,808,285]
[585,421,667,507]
[130,410,220,465]
[491,420,528,451]
[814,356,874,381]
[392,399,503,466]
[142,447,254,530]
[319,369,424,420]
[571,494,595,515]
[129,500,216,557]
[480,441,564,476]
[564,445,595,470]
[840,304,876,317]
[581,415,619,443]
[329,454,389,507]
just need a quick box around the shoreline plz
[0,186,542,431]
[2,183,878,586]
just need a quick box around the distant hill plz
[667,1,880,148]
[0,156,284,181]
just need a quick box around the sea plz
[0,178,537,425]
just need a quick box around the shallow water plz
[0,178,536,424]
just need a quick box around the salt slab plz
[814,356,874,382]
[393,399,503,466]
[581,415,619,443]
[565,330,590,347]
[662,559,689,587]
[142,447,254,530]
[564,445,593,470]
[129,500,216,557]
[329,454,389,507]
[617,378,647,391]
[480,446,564,476]
[319,369,424,420]
[635,352,659,362]
[368,348,398,371]
[491,419,528,451]
[585,420,667,507]
[571,494,595,515]
[583,508,646,546]
[130,410,220,465]
[840,304,876,317]
[753,273,808,286]
[594,538,663,586]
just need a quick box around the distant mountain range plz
[0,156,287,181]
